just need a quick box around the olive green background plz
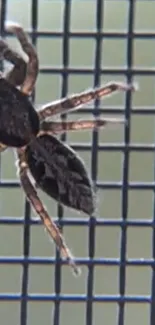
[0,1,155,324]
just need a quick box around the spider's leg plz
[5,22,39,95]
[17,148,81,276]
[38,82,137,121]
[41,117,126,134]
[0,143,7,153]
[0,38,26,86]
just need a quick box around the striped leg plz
[6,22,39,95]
[41,117,126,134]
[17,148,81,276]
[38,82,137,121]
[0,37,26,86]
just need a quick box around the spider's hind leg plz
[0,37,26,86]
[17,148,80,276]
[5,22,39,95]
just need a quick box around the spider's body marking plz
[25,134,95,215]
[0,78,39,147]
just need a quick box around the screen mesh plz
[0,1,155,325]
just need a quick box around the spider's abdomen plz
[26,134,95,215]
[0,78,39,147]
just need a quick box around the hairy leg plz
[38,82,137,121]
[17,148,81,276]
[5,22,39,95]
[0,37,26,86]
[41,117,126,134]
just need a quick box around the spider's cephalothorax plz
[0,77,39,146]
[0,22,137,276]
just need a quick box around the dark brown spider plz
[0,22,137,276]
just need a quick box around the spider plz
[0,22,137,276]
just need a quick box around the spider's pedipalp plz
[38,82,137,121]
[0,38,26,86]
[17,148,81,276]
[41,117,126,134]
[5,21,39,95]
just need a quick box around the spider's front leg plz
[17,148,81,276]
[38,82,137,121]
[6,22,39,95]
[41,117,126,134]
[0,37,26,86]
